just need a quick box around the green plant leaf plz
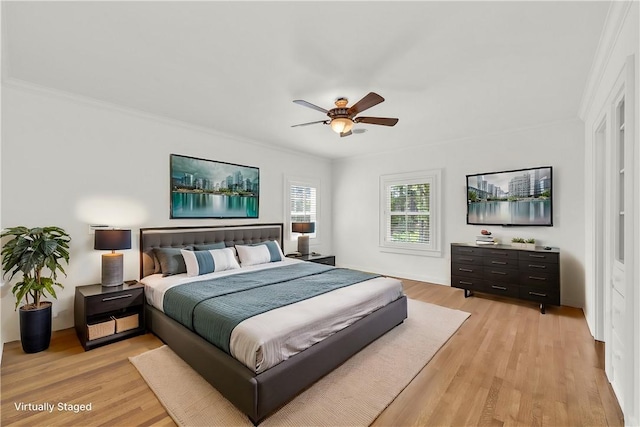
[2,226,71,309]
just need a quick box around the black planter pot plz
[19,302,52,353]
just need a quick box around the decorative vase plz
[19,302,52,353]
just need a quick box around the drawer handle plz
[529,291,547,297]
[458,268,473,273]
[491,261,507,265]
[491,285,507,290]
[459,249,474,253]
[102,294,133,302]
[528,276,547,281]
[490,270,507,275]
[528,264,547,269]
[489,252,508,257]
[459,280,473,285]
[529,254,546,258]
[459,257,475,262]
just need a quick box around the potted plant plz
[511,237,526,249]
[525,238,536,250]
[1,226,71,353]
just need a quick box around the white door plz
[603,56,636,418]
[607,91,626,407]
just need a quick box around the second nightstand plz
[297,254,336,266]
[74,281,145,351]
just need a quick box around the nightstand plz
[298,254,336,266]
[74,281,145,351]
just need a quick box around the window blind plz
[290,185,317,236]
[386,183,431,244]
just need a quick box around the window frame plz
[379,169,442,257]
[285,176,320,245]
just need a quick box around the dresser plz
[451,243,560,313]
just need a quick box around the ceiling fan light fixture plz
[330,117,353,134]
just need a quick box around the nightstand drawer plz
[86,289,144,316]
[310,256,335,266]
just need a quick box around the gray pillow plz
[153,246,192,276]
[193,242,226,251]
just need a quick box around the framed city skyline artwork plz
[170,154,259,219]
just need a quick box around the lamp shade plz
[330,118,354,134]
[94,229,132,250]
[291,222,315,234]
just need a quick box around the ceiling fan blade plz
[347,92,384,116]
[340,130,352,138]
[354,116,399,126]
[291,120,329,128]
[293,99,329,114]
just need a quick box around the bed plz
[139,223,407,424]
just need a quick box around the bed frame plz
[140,224,408,424]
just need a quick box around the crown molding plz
[1,77,332,164]
[578,1,634,120]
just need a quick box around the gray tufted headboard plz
[139,223,283,279]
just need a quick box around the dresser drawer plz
[451,263,483,278]
[482,248,518,261]
[451,253,483,266]
[484,256,519,269]
[520,286,560,305]
[86,289,144,316]
[452,245,485,256]
[518,251,559,264]
[480,281,520,299]
[518,259,559,275]
[451,276,484,291]
[484,267,519,283]
[519,271,559,289]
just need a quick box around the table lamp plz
[94,229,131,287]
[291,222,315,256]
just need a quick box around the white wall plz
[0,83,333,344]
[333,119,585,308]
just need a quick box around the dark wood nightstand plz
[297,254,336,266]
[74,281,145,350]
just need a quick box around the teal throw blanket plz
[163,262,380,353]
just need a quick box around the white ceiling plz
[2,1,610,159]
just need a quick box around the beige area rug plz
[129,299,470,426]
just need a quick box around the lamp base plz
[102,253,124,287]
[297,235,310,256]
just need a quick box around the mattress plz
[141,258,404,373]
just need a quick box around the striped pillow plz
[181,248,240,277]
[236,241,284,267]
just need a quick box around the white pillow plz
[181,248,240,277]
[236,241,284,267]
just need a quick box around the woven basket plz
[87,319,115,340]
[114,313,139,333]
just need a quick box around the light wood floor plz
[1,280,624,426]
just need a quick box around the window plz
[380,170,441,256]
[286,177,319,240]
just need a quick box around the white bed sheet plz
[140,258,404,373]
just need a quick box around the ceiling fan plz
[291,92,398,137]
